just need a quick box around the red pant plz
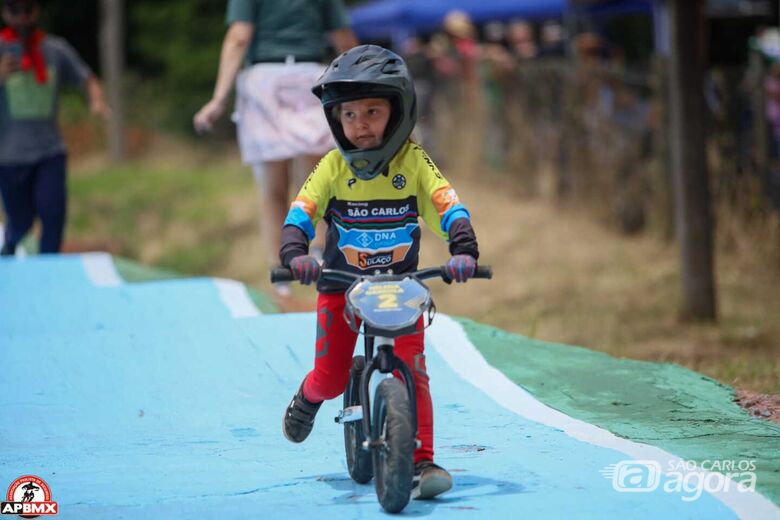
[302,292,434,463]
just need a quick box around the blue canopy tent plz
[580,0,652,16]
[349,0,567,47]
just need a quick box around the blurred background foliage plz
[41,0,223,132]
[40,0,367,133]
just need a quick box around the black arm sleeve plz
[279,225,309,267]
[448,218,480,260]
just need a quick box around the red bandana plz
[0,27,47,84]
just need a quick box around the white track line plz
[82,252,123,287]
[80,253,260,317]
[214,278,261,318]
[428,314,779,520]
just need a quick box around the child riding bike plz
[279,44,481,500]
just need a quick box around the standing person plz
[279,45,481,500]
[0,0,108,256]
[193,0,357,296]
[765,61,780,208]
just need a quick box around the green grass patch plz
[68,155,254,274]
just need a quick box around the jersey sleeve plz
[414,145,471,240]
[283,152,334,241]
[226,0,255,25]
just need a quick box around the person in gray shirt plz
[0,0,108,255]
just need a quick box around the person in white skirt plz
[194,0,357,296]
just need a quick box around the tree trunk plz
[99,0,125,161]
[667,0,717,321]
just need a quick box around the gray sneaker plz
[412,460,453,500]
[282,383,322,443]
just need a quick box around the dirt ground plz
[735,390,780,424]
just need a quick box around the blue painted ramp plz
[0,255,773,518]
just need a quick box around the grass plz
[63,133,780,395]
[67,136,256,275]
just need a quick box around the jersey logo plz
[334,222,418,270]
[347,178,357,189]
[358,251,394,268]
[392,174,406,190]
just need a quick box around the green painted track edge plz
[453,316,780,505]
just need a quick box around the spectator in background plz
[536,20,566,182]
[431,10,482,174]
[441,10,480,100]
[402,36,435,149]
[505,19,545,188]
[193,0,357,296]
[0,0,108,256]
[765,61,780,208]
[480,21,514,171]
[506,19,537,62]
[538,20,565,58]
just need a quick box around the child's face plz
[339,98,391,150]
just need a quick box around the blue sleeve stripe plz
[441,204,470,234]
[284,207,315,241]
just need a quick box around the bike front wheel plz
[372,377,414,514]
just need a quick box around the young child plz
[279,44,480,500]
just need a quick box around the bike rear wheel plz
[344,356,373,483]
[372,377,414,513]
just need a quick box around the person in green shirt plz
[193,0,357,297]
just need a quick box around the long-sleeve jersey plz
[280,140,479,293]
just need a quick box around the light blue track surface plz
[0,256,737,518]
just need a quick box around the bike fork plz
[358,336,419,451]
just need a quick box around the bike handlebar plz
[270,265,493,285]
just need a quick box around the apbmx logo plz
[1,475,58,518]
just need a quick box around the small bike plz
[271,264,492,513]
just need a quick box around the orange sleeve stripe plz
[291,196,318,220]
[431,185,461,217]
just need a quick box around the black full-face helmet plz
[312,45,417,181]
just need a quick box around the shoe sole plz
[412,474,453,500]
[282,413,297,443]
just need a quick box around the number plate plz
[346,277,430,331]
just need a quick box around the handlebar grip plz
[270,266,294,283]
[438,264,493,283]
[475,265,493,279]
